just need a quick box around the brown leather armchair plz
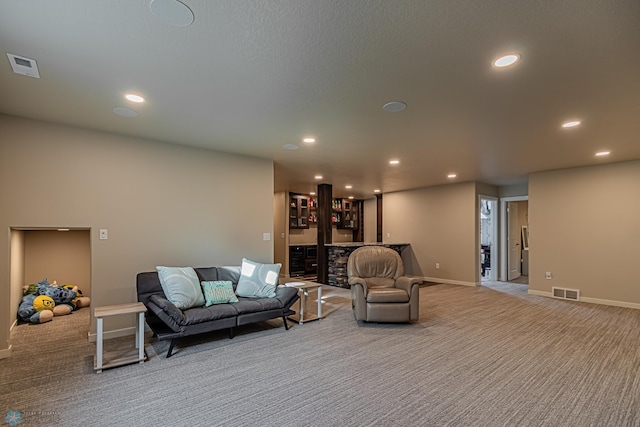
[347,246,422,322]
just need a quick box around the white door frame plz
[499,196,528,281]
[478,195,498,282]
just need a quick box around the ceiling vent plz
[552,287,580,301]
[6,53,40,78]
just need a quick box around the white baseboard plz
[10,319,18,331]
[0,345,12,359]
[87,326,137,343]
[423,277,479,287]
[528,289,640,310]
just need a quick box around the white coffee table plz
[283,281,323,324]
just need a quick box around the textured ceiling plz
[1,0,639,199]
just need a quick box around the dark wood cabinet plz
[332,198,360,230]
[290,193,362,232]
[289,193,310,229]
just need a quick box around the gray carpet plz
[1,283,639,426]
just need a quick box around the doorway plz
[9,228,91,329]
[499,197,529,284]
[479,197,498,282]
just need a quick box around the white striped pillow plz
[156,266,205,310]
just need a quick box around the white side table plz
[283,281,323,324]
[94,302,147,373]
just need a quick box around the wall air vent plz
[6,53,40,78]
[552,287,580,301]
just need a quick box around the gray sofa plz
[136,266,299,357]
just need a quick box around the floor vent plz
[552,287,580,301]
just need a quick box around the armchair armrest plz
[348,276,368,289]
[348,277,368,320]
[396,276,422,291]
[395,276,421,321]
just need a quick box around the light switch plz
[263,233,271,241]
[99,229,108,240]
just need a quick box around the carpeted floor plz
[1,282,639,426]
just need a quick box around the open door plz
[507,202,521,281]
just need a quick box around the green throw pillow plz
[201,281,239,306]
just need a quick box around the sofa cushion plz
[156,266,205,310]
[194,267,218,282]
[366,288,409,303]
[231,297,283,314]
[182,304,238,325]
[235,259,281,298]
[201,281,239,306]
[365,277,396,288]
[217,266,242,289]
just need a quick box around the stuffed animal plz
[63,284,91,309]
[17,278,91,324]
[18,294,54,324]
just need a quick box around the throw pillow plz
[235,258,281,298]
[201,281,239,306]
[156,266,205,310]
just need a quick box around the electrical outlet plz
[436,263,440,269]
[263,233,271,241]
[99,229,108,240]
[386,233,391,238]
[545,272,552,280]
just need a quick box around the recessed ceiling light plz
[374,189,381,193]
[310,192,316,196]
[389,159,400,165]
[493,54,520,68]
[149,0,194,27]
[113,107,138,118]
[57,228,70,232]
[303,137,315,143]
[562,120,581,128]
[283,144,299,150]
[314,175,323,180]
[345,185,352,189]
[595,151,610,157]
[348,196,354,200]
[447,173,457,179]
[125,94,145,103]
[382,101,407,113]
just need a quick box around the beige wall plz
[9,230,24,329]
[529,160,640,305]
[24,230,91,295]
[499,182,528,198]
[384,182,478,285]
[0,115,275,355]
[289,226,317,244]
[363,198,377,243]
[516,200,529,229]
[273,191,287,272]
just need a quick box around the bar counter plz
[324,242,410,288]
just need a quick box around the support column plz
[317,184,332,284]
[376,193,383,243]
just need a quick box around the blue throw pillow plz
[201,281,239,306]
[235,258,281,298]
